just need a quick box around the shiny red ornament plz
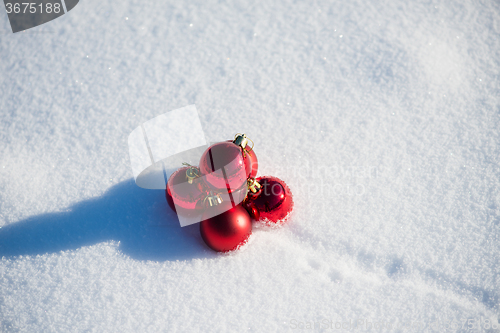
[200,202,252,252]
[245,148,258,179]
[227,135,258,179]
[250,176,294,225]
[219,182,248,207]
[243,201,260,220]
[165,166,206,217]
[199,141,248,192]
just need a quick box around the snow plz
[1,0,499,331]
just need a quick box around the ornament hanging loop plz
[246,137,255,152]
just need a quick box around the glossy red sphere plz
[245,148,258,179]
[165,166,206,217]
[225,140,258,179]
[200,204,252,252]
[218,182,248,207]
[251,176,294,225]
[243,201,260,220]
[199,142,248,192]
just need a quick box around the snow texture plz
[1,0,500,331]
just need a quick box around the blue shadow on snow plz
[0,179,212,261]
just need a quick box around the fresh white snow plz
[0,0,499,331]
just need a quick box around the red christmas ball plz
[243,200,260,220]
[251,176,294,225]
[225,140,258,179]
[199,142,248,192]
[200,203,252,252]
[227,135,258,179]
[245,148,258,179]
[218,182,248,207]
[165,166,206,217]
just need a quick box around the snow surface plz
[1,0,500,331]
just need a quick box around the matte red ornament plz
[199,142,248,192]
[251,176,294,225]
[200,202,252,252]
[165,166,206,217]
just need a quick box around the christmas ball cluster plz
[165,134,294,252]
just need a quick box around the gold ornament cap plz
[247,177,262,193]
[233,134,249,149]
[204,192,223,207]
[182,163,200,184]
[185,167,200,184]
